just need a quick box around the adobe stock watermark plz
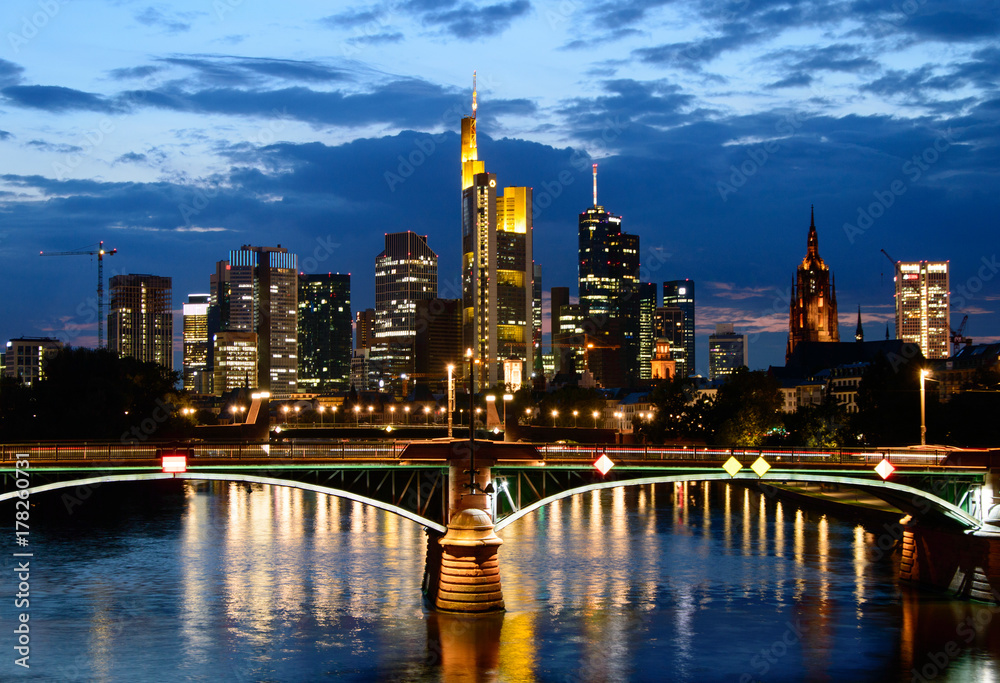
[7,0,67,54]
[843,128,958,244]
[717,111,805,202]
[12,452,32,669]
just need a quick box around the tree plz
[711,367,783,446]
[845,352,924,446]
[637,376,710,443]
[781,399,846,448]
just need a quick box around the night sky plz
[1,0,998,375]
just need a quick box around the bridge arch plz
[493,472,980,532]
[0,472,446,533]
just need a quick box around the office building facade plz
[663,280,695,377]
[213,331,258,395]
[108,273,173,370]
[3,337,63,387]
[228,245,298,397]
[895,261,949,359]
[298,272,352,392]
[638,282,657,380]
[182,294,211,393]
[709,323,748,380]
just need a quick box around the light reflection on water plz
[2,480,999,682]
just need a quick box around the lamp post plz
[424,405,431,425]
[573,410,579,428]
[281,405,289,425]
[354,405,360,426]
[592,410,600,429]
[920,368,929,446]
[404,405,410,424]
[318,405,325,426]
[447,364,455,438]
[389,405,396,426]
[230,405,238,424]
[331,406,337,424]
[293,405,300,426]
[466,348,479,496]
[502,393,513,427]
[552,409,558,428]
[367,405,374,424]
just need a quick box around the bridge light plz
[162,454,187,473]
[723,456,742,477]
[595,454,615,475]
[875,458,895,480]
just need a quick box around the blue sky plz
[2,0,998,375]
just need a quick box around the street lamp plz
[552,409,558,428]
[331,406,337,424]
[404,405,410,424]
[354,405,360,426]
[920,368,930,446]
[447,364,456,438]
[318,405,325,426]
[293,405,300,426]
[424,405,431,425]
[592,410,600,428]
[230,405,238,423]
[573,409,579,428]
[502,393,513,427]
[281,405,289,425]
[389,406,396,425]
[367,405,374,424]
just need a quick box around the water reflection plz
[6,480,1000,682]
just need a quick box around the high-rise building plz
[107,274,173,369]
[554,303,586,376]
[638,282,657,380]
[460,76,534,389]
[356,309,376,351]
[298,272,352,392]
[182,294,211,393]
[414,298,463,392]
[894,260,949,359]
[662,281,695,377]
[709,323,748,380]
[3,337,63,387]
[228,245,298,397]
[653,306,685,377]
[213,331,258,395]
[373,231,438,393]
[787,208,839,360]
[532,263,543,375]
[578,164,640,381]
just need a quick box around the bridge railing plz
[537,444,953,467]
[0,442,408,462]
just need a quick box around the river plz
[2,480,999,682]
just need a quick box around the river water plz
[3,480,999,682]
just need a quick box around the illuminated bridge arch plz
[492,471,981,532]
[0,472,447,533]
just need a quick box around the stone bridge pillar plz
[426,447,505,614]
[900,518,1000,603]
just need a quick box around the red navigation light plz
[162,454,187,473]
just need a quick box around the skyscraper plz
[107,274,173,370]
[638,282,657,380]
[787,208,839,360]
[461,75,534,389]
[213,331,258,395]
[532,263,543,375]
[414,298,463,392]
[653,305,685,377]
[298,273,352,392]
[663,280,695,377]
[228,245,298,398]
[894,260,949,359]
[709,324,748,380]
[578,164,640,381]
[373,231,438,393]
[356,309,376,351]
[182,294,211,393]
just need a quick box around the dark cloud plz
[0,59,25,88]
[768,72,813,89]
[634,22,767,71]
[417,0,531,38]
[350,32,405,45]
[108,65,165,80]
[155,56,352,86]
[585,0,672,31]
[115,152,148,164]
[1,85,118,113]
[26,140,83,154]
[0,130,12,141]
[320,8,387,29]
[906,8,1000,42]
[135,7,192,34]
[765,44,878,74]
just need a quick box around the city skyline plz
[1,1,998,375]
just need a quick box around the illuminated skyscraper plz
[373,231,438,393]
[228,244,298,398]
[663,280,695,377]
[461,74,534,389]
[532,263,543,374]
[653,306,685,377]
[298,273,351,392]
[213,331,258,395]
[579,164,640,382]
[638,282,657,380]
[183,294,211,393]
[787,208,838,361]
[894,260,949,359]
[108,274,173,370]
[709,324,748,380]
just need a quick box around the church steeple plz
[855,306,864,342]
[787,206,840,361]
[807,205,818,258]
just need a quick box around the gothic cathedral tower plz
[787,207,839,360]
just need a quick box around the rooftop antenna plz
[472,71,477,119]
[593,163,598,207]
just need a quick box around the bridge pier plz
[901,519,1000,603]
[425,455,505,614]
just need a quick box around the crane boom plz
[40,241,118,349]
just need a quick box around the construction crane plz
[40,241,118,349]
[880,248,897,287]
[951,314,973,355]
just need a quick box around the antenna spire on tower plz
[472,70,477,118]
[593,163,598,207]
